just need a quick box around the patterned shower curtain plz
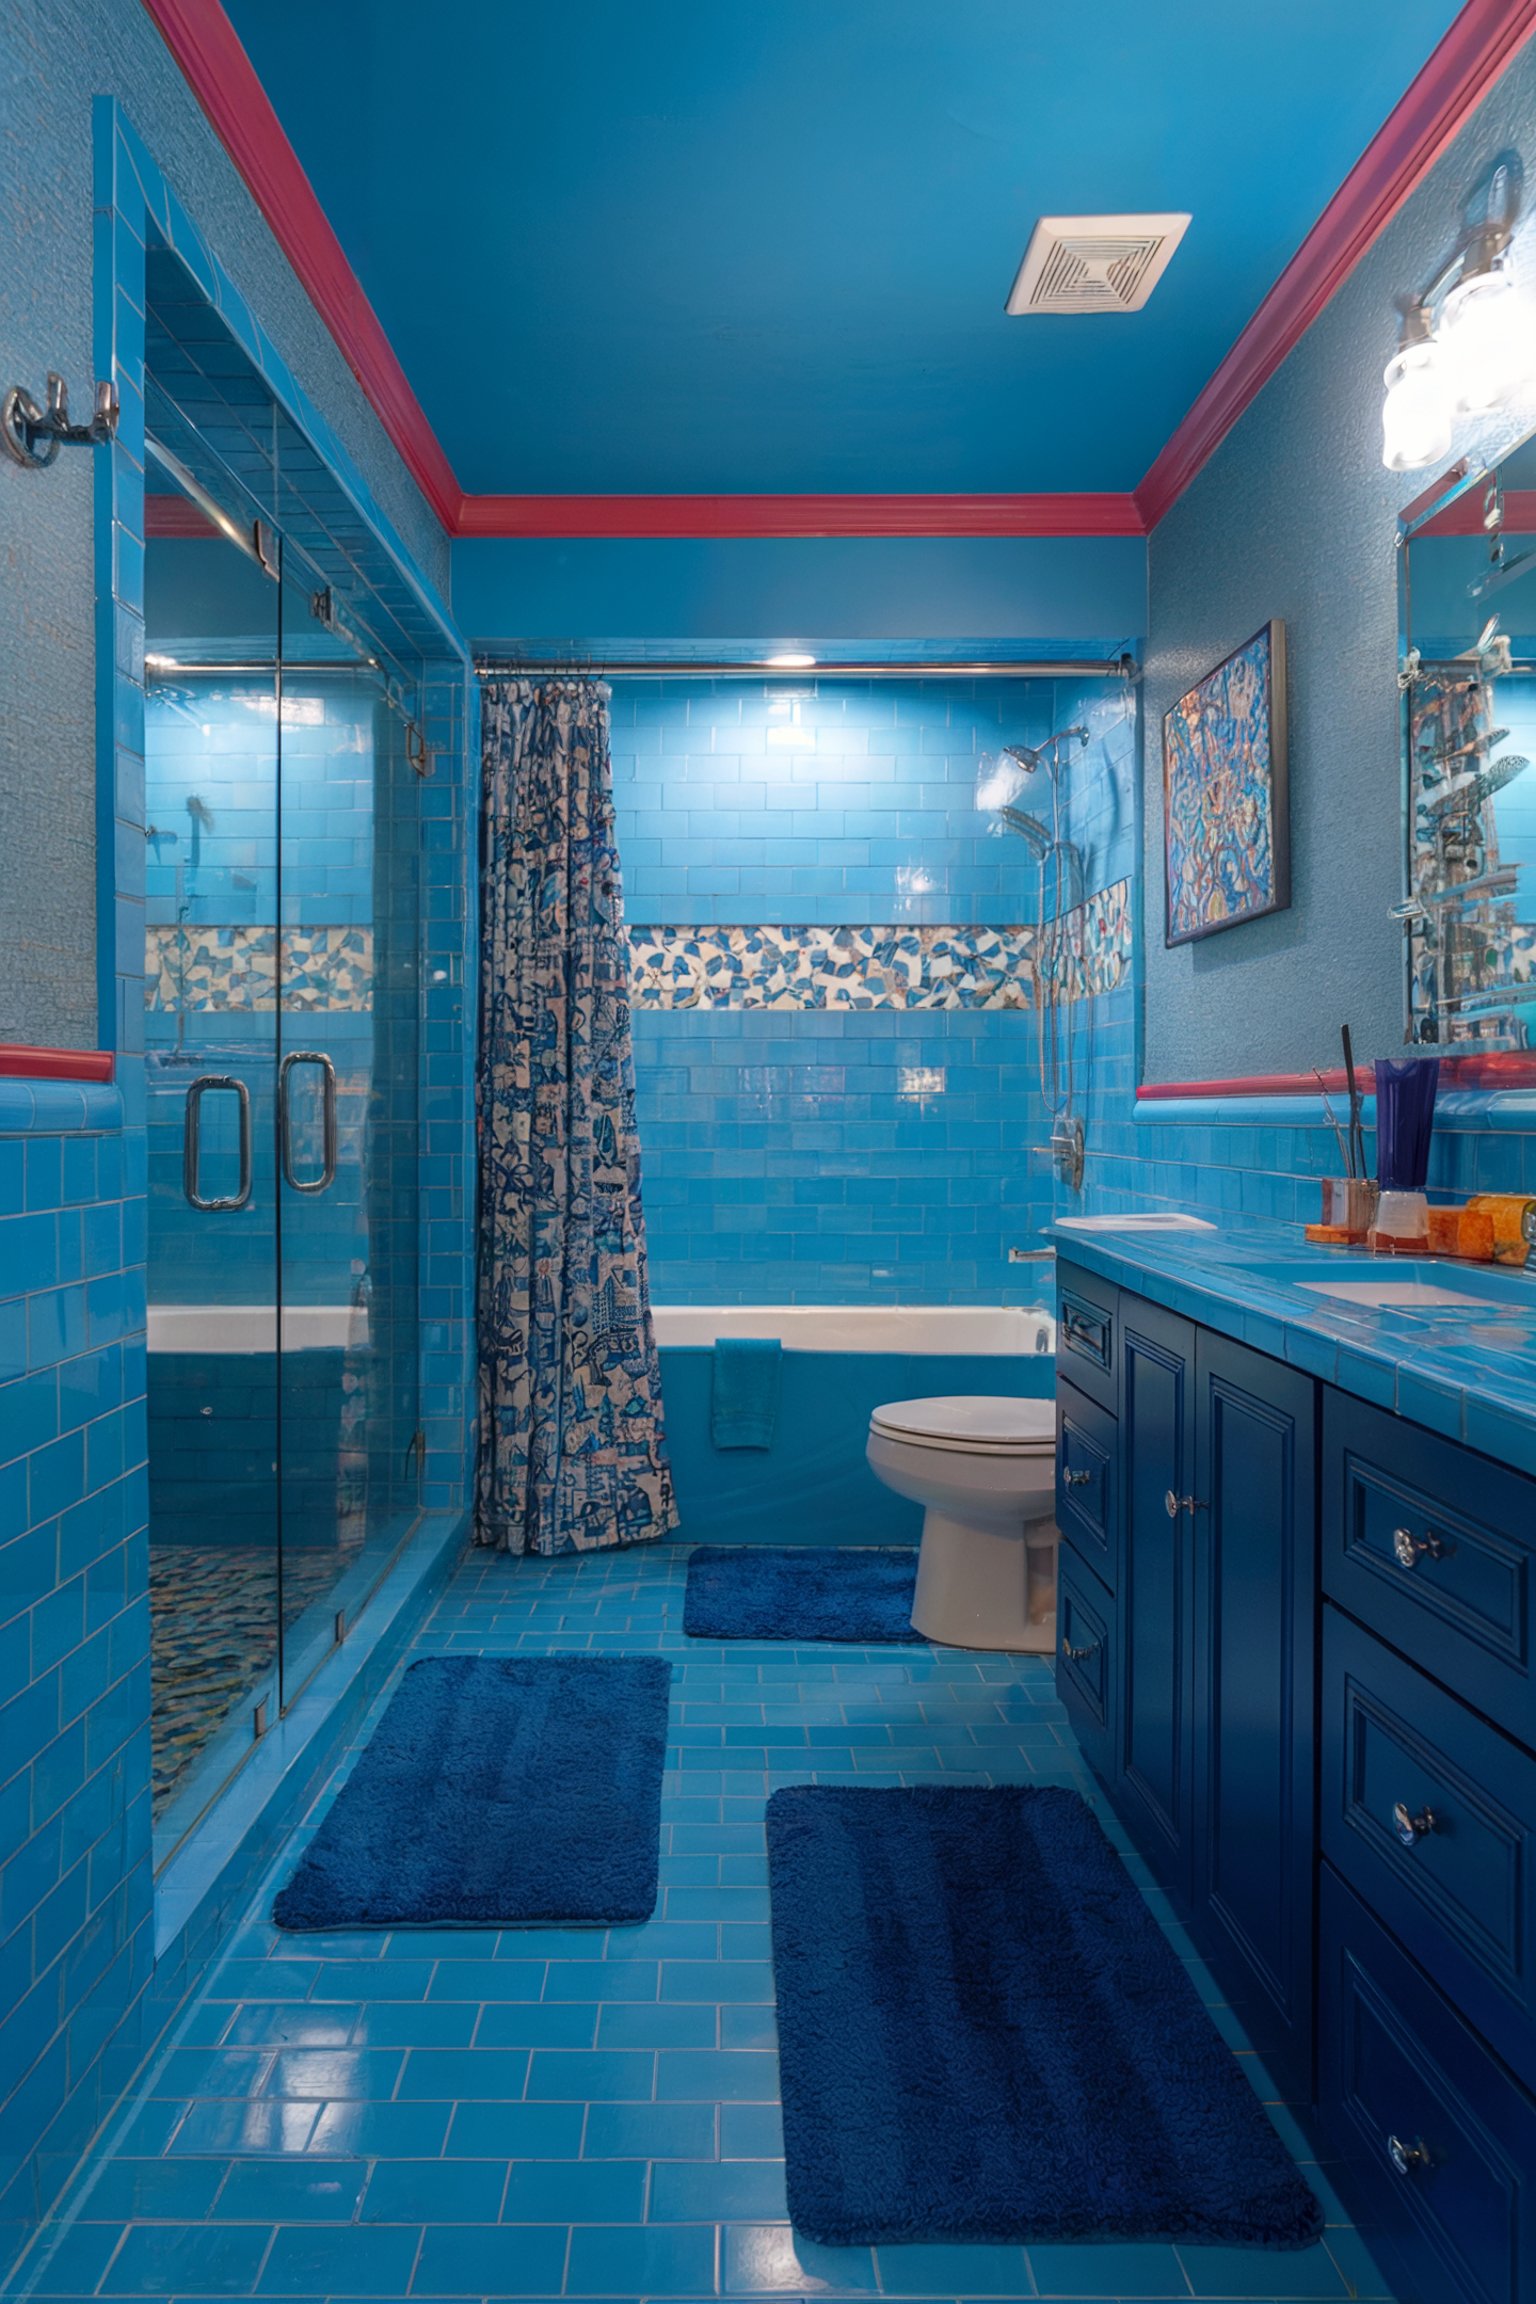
[475,678,676,1555]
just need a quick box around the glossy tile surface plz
[9,1546,1396,2303]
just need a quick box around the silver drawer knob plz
[1063,1468,1092,1487]
[1393,1800,1437,1847]
[1062,1637,1100,1664]
[1164,1490,1205,1519]
[1392,1526,1445,1570]
[1387,2133,1430,2177]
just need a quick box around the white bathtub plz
[146,1304,368,1354]
[650,1304,1054,1354]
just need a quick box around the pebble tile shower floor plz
[11,1547,1395,2304]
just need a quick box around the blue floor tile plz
[13,1548,1394,2304]
[565,2222,718,2296]
[411,2223,569,2295]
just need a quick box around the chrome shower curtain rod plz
[474,655,1139,681]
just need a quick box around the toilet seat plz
[868,1395,1056,1457]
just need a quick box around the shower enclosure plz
[143,438,424,1858]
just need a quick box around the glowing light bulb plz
[1441,250,1530,413]
[1381,337,1452,472]
[763,652,817,668]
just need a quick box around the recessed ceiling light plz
[1006,213,1191,316]
[763,652,817,668]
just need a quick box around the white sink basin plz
[1056,1213,1218,1234]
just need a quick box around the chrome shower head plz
[998,805,1053,859]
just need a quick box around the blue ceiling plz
[224,0,1466,497]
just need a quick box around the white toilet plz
[866,1395,1059,1652]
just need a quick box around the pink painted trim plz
[1139,1054,1536,1099]
[1421,486,1536,534]
[1134,0,1536,529]
[139,0,463,532]
[146,493,216,539]
[0,1047,115,1083]
[455,492,1146,540]
[1139,1072,1353,1101]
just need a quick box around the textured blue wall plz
[615,675,1136,1303]
[454,535,1146,653]
[1142,37,1536,1080]
[0,0,448,1051]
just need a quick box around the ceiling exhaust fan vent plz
[1006,213,1191,316]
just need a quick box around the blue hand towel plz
[710,1337,782,1450]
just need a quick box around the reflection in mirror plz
[1400,431,1536,1045]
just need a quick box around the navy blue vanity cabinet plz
[1117,1295,1199,1900]
[1319,1866,1536,2304]
[1056,1261,1119,1414]
[1191,1328,1317,2101]
[1054,1266,1318,2097]
[1056,1379,1118,1591]
[1057,1544,1117,1784]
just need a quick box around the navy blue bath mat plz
[683,1545,920,1643]
[273,1655,671,1930]
[766,1784,1323,2249]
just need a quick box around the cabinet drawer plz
[1056,1379,1119,1591]
[1323,1608,1536,2096]
[1319,1866,1536,2304]
[1057,1546,1116,1785]
[1324,1389,1536,1744]
[1056,1260,1118,1413]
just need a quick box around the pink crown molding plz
[1134,0,1536,529]
[455,492,1146,540]
[140,0,464,531]
[144,0,1536,542]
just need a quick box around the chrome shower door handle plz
[279,1050,338,1194]
[183,1075,252,1211]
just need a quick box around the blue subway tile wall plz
[0,1082,153,2259]
[0,105,475,2287]
[615,678,1138,1304]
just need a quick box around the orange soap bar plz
[1304,1224,1356,1245]
[1457,1209,1496,1261]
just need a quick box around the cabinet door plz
[1193,1329,1317,2102]
[1118,1297,1197,1898]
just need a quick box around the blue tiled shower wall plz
[613,674,1140,1306]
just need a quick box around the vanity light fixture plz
[1382,300,1453,473]
[1441,228,1525,413]
[1383,157,1533,468]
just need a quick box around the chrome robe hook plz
[2,372,120,467]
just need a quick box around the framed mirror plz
[1399,435,1536,1046]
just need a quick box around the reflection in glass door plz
[273,565,421,1697]
[144,451,422,1859]
[144,453,283,1842]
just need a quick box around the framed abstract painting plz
[1162,620,1290,946]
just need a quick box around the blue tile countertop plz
[1046,1211,1536,1479]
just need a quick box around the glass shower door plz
[274,567,422,1697]
[144,459,282,1843]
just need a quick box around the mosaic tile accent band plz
[145,925,374,1011]
[626,880,1131,1010]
